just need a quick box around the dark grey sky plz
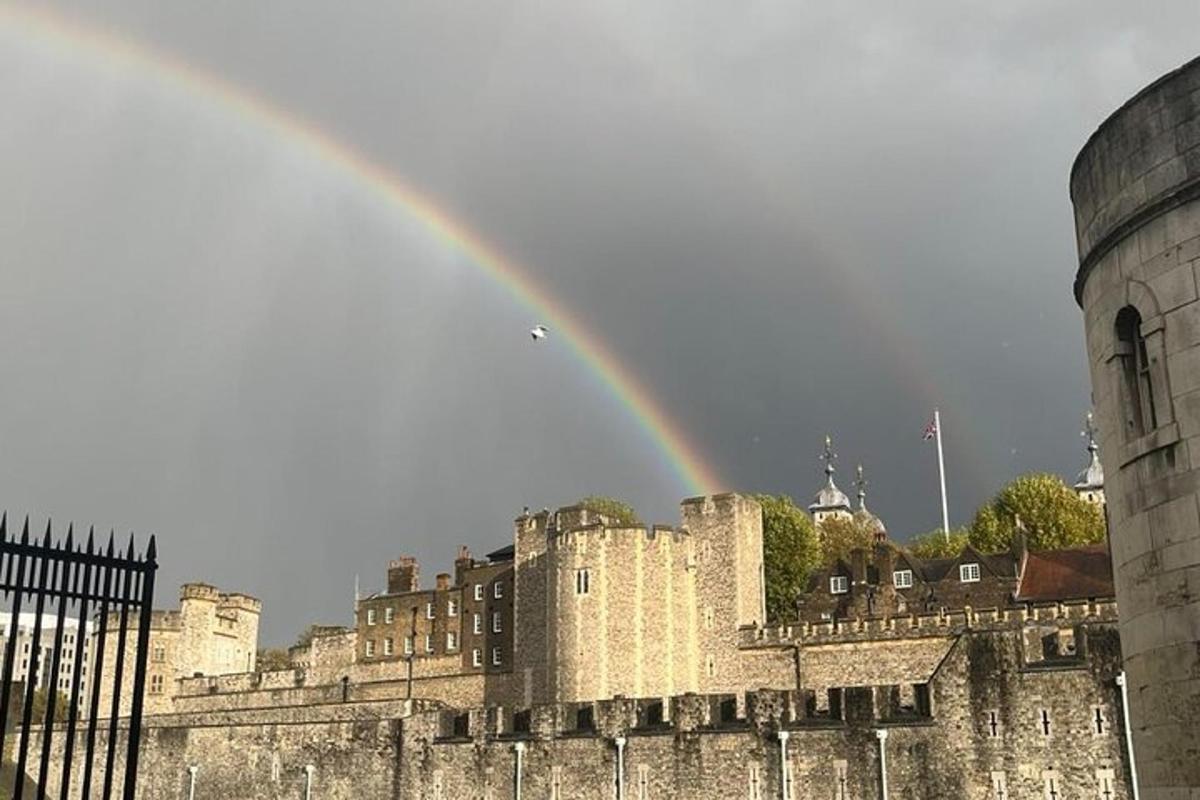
[2,1,1198,644]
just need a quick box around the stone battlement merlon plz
[409,687,932,746]
[740,598,1119,648]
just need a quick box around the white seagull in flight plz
[530,324,549,341]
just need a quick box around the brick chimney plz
[387,556,419,594]
[454,546,473,586]
[435,573,452,591]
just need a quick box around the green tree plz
[906,528,970,558]
[968,473,1105,552]
[756,494,820,622]
[816,515,878,566]
[577,496,641,526]
[256,648,291,672]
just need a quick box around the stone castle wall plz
[1071,54,1200,798]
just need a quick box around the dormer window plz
[830,576,849,594]
[959,563,981,583]
[893,570,913,589]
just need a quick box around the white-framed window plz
[152,645,166,663]
[494,581,503,599]
[492,612,502,634]
[384,607,394,624]
[425,634,434,653]
[472,648,483,667]
[425,602,435,619]
[474,584,484,601]
[893,569,913,588]
[575,569,590,595]
[959,563,981,583]
[383,637,394,656]
[473,614,483,635]
[366,608,377,625]
[830,575,849,594]
[404,636,413,655]
[448,599,458,617]
[365,640,376,657]
[491,647,502,666]
[447,632,458,651]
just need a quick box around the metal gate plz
[0,515,157,799]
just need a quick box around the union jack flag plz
[923,418,938,441]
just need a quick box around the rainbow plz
[0,3,724,496]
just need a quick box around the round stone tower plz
[1070,55,1200,797]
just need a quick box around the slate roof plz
[1014,544,1114,602]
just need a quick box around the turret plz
[1073,411,1105,507]
[808,436,853,524]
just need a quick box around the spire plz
[809,435,853,522]
[854,464,868,511]
[853,463,888,541]
[1074,410,1105,504]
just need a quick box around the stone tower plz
[1070,55,1200,798]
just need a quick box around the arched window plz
[1115,306,1158,437]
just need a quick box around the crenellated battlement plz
[740,598,1119,648]
[217,592,262,614]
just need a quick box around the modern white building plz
[0,612,93,701]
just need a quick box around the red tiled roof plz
[1015,544,1114,602]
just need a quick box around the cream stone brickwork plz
[1071,54,1200,798]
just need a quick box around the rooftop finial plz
[821,435,838,486]
[854,464,868,510]
[1074,409,1105,494]
[1083,410,1099,455]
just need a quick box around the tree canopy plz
[967,473,1105,552]
[816,515,879,566]
[257,648,291,672]
[907,528,970,559]
[757,494,820,622]
[577,496,641,526]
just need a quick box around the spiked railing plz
[0,514,158,800]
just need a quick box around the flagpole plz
[935,408,950,541]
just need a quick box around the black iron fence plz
[0,515,157,799]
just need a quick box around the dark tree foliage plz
[756,494,820,622]
[576,496,641,526]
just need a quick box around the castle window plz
[491,647,502,666]
[152,645,165,663]
[1042,769,1060,800]
[1092,706,1106,735]
[365,640,376,658]
[748,764,761,800]
[990,771,1007,800]
[959,563,981,583]
[1115,306,1158,437]
[494,581,504,599]
[706,655,716,678]
[575,569,590,595]
[704,607,714,629]
[986,709,1000,737]
[404,636,413,655]
[1096,768,1115,800]
[1039,708,1051,737]
[425,602,434,619]
[472,648,482,667]
[447,632,458,651]
[149,674,163,695]
[834,761,849,800]
[893,570,913,589]
[473,614,483,635]
[474,584,484,601]
[551,765,563,800]
[492,612,502,634]
[448,600,458,617]
[366,608,377,625]
[830,576,849,594]
[383,637,394,656]
[637,764,649,799]
[384,607,394,624]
